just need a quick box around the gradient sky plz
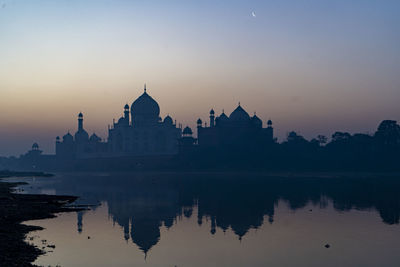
[1,0,399,156]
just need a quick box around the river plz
[11,172,400,266]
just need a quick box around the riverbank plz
[0,171,79,266]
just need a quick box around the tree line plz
[181,120,400,171]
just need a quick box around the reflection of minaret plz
[210,216,216,235]
[123,220,130,241]
[197,201,204,226]
[183,206,193,218]
[108,203,132,242]
[77,211,84,234]
[164,217,174,229]
[268,215,274,224]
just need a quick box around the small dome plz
[63,132,73,139]
[216,111,229,124]
[215,111,229,126]
[164,115,173,125]
[210,109,215,115]
[89,133,101,142]
[267,119,273,126]
[197,118,202,124]
[118,116,124,123]
[251,114,262,127]
[32,143,39,149]
[78,112,83,118]
[218,112,229,122]
[183,126,193,135]
[124,104,129,110]
[229,105,250,122]
[56,136,60,140]
[63,132,73,143]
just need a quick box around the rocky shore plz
[0,171,79,266]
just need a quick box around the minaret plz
[266,119,274,141]
[55,136,60,156]
[124,104,129,124]
[197,118,203,145]
[78,112,83,131]
[209,109,215,127]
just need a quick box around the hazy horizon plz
[1,0,400,156]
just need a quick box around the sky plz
[0,0,399,156]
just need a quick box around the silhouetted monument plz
[196,106,274,147]
[2,88,400,172]
[56,85,181,159]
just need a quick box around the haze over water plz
[1,0,400,155]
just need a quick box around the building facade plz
[55,87,274,160]
[196,104,274,147]
[56,86,181,159]
[108,86,181,156]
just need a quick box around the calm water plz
[12,172,400,266]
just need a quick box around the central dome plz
[131,88,160,126]
[229,104,250,122]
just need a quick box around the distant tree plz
[286,131,307,143]
[331,132,351,143]
[317,135,327,146]
[351,133,374,155]
[310,138,319,146]
[352,133,372,142]
[374,120,400,146]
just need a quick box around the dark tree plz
[375,120,400,146]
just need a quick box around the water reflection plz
[21,173,400,256]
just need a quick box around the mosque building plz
[55,86,274,161]
[56,85,181,159]
[195,103,274,147]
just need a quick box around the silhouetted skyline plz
[1,1,400,156]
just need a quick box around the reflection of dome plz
[229,104,250,122]
[130,220,160,254]
[183,126,193,136]
[251,114,262,128]
[131,89,160,125]
[164,115,173,125]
